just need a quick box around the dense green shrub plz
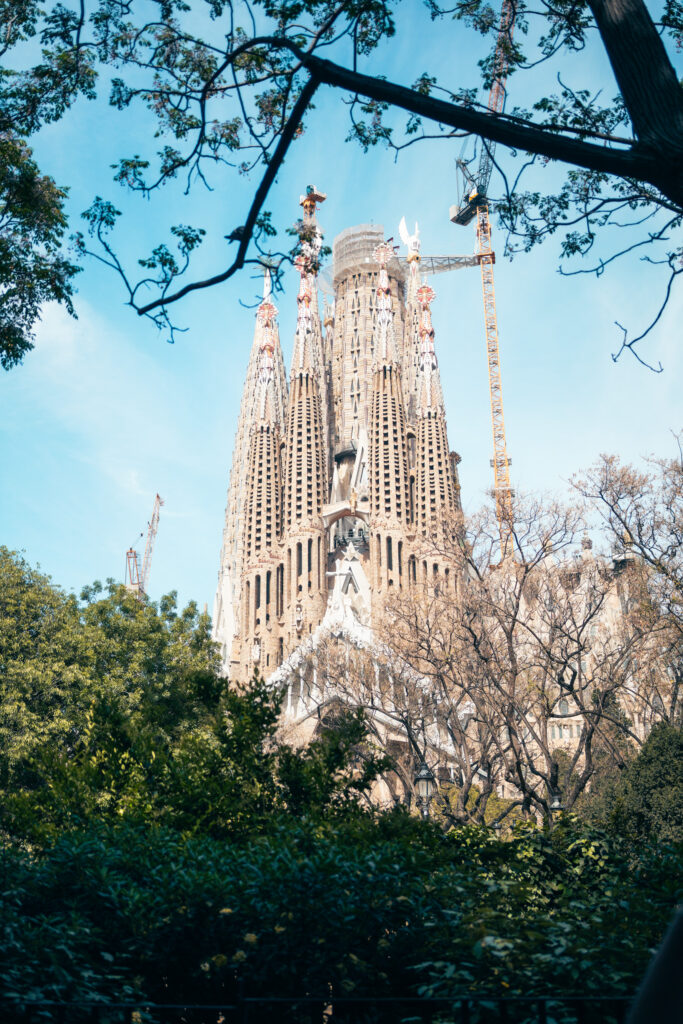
[2,547,682,1016]
[582,722,683,845]
[0,548,384,846]
[2,818,680,1007]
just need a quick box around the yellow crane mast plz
[476,206,513,540]
[450,0,516,560]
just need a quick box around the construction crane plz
[450,0,515,560]
[125,493,164,598]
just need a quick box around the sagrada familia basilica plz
[212,186,464,682]
[210,188,665,813]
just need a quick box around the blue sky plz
[1,2,681,611]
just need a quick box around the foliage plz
[1,817,680,1008]
[0,547,386,846]
[2,546,683,1010]
[0,0,87,368]
[0,132,79,369]
[0,0,680,361]
[0,546,215,841]
[582,721,683,844]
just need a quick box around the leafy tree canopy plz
[583,720,683,843]
[0,547,385,846]
[0,132,79,369]
[0,0,681,366]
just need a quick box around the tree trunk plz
[588,0,683,157]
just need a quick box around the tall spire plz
[330,224,388,448]
[284,248,328,530]
[212,266,288,676]
[236,276,287,679]
[292,186,329,448]
[414,284,458,537]
[281,186,329,643]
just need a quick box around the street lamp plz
[548,790,565,828]
[414,760,436,819]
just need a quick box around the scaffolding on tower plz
[450,0,516,561]
[125,493,164,599]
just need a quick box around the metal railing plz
[3,993,632,1024]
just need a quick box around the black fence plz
[3,994,633,1024]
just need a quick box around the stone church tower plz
[213,188,463,680]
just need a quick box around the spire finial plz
[292,254,314,372]
[398,217,421,262]
[291,186,326,373]
[262,265,272,302]
[299,184,326,226]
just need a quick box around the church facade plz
[212,187,463,682]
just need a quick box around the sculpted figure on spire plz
[373,240,400,365]
[399,217,423,422]
[417,283,437,371]
[398,217,420,262]
[416,282,444,413]
[256,282,278,414]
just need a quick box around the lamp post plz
[414,760,436,819]
[548,790,565,828]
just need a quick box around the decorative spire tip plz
[299,184,327,216]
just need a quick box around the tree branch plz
[137,73,319,316]
[127,24,681,317]
[296,46,682,209]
